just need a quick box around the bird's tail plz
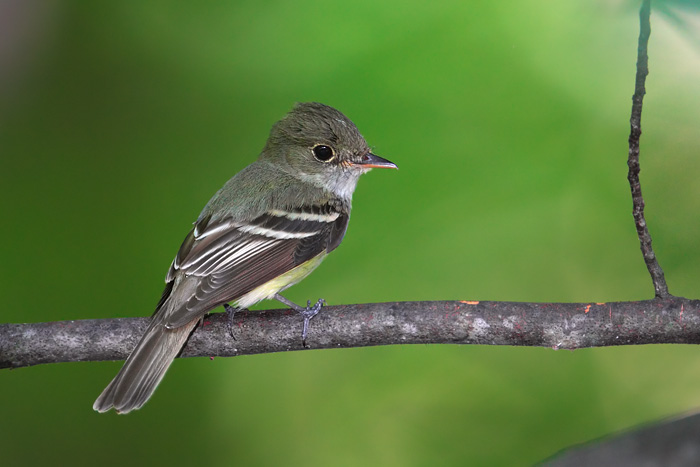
[93,315,199,414]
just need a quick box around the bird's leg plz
[299,299,325,346]
[222,303,238,339]
[274,294,325,347]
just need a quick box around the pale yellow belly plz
[233,253,327,309]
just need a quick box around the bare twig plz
[0,0,693,376]
[628,0,670,298]
[2,298,699,369]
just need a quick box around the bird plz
[93,102,397,413]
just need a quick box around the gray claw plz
[223,303,237,339]
[300,298,325,346]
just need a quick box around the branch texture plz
[2,298,699,369]
[627,0,669,298]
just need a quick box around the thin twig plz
[628,0,670,298]
[1,0,692,378]
[2,298,699,369]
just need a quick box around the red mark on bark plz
[460,300,479,305]
[584,305,591,314]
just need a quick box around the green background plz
[2,1,700,465]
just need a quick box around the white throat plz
[297,167,367,201]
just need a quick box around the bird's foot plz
[299,299,325,347]
[273,294,325,347]
[223,303,238,339]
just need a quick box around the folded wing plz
[162,203,349,328]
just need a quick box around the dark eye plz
[312,144,335,162]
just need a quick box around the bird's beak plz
[354,153,398,169]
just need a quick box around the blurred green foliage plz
[2,1,700,466]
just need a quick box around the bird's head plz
[260,102,397,198]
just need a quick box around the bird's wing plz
[161,203,349,328]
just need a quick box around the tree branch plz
[3,298,699,369]
[1,1,694,375]
[628,0,669,298]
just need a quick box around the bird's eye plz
[312,144,335,162]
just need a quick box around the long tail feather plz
[93,316,198,414]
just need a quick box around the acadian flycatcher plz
[93,102,397,413]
